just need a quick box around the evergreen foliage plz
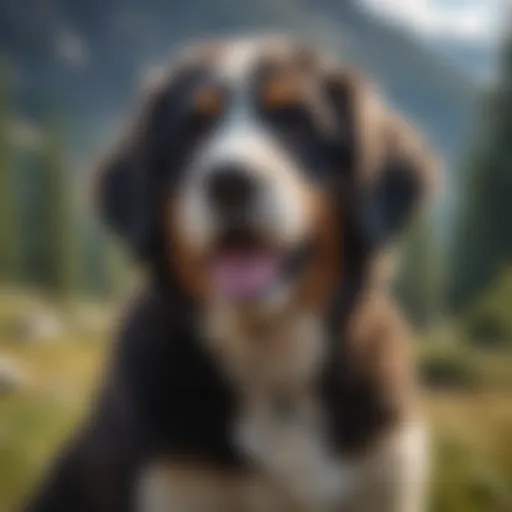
[0,62,19,284]
[449,37,512,312]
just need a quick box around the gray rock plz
[0,359,25,394]
[10,311,64,344]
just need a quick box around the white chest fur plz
[234,392,358,510]
[138,308,429,512]
[138,420,428,512]
[205,309,360,509]
[204,308,327,393]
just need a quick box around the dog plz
[26,36,438,512]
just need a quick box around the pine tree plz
[38,118,78,299]
[0,62,19,284]
[395,212,442,329]
[448,36,512,312]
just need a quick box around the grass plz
[428,392,512,512]
[0,337,108,512]
[0,319,511,511]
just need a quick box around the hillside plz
[0,0,477,165]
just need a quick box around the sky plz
[358,0,505,44]
[358,0,508,80]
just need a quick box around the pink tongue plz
[211,252,280,299]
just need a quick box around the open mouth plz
[208,228,312,301]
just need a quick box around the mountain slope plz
[0,0,477,165]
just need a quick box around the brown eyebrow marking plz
[192,86,223,116]
[260,75,303,110]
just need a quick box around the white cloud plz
[358,0,506,45]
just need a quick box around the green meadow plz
[1,297,511,512]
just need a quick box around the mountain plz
[0,0,478,167]
[428,40,498,83]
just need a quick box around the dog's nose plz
[206,164,257,215]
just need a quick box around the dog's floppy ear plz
[92,131,153,259]
[326,68,439,248]
[362,110,439,248]
[92,64,197,260]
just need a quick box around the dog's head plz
[95,37,438,317]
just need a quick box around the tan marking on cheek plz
[295,187,342,313]
[166,197,210,301]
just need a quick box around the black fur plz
[26,282,401,512]
[26,42,431,512]
[26,287,242,512]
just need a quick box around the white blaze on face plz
[174,41,314,258]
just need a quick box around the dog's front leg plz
[342,420,429,512]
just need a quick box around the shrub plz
[462,268,512,349]
[420,346,482,390]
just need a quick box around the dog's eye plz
[265,103,314,138]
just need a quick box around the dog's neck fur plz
[203,300,327,401]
